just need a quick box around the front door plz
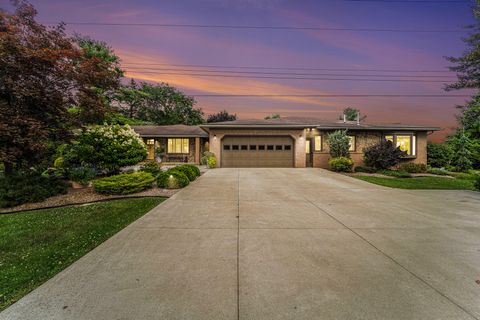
[306,138,313,167]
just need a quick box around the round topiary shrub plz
[180,164,201,177]
[174,165,197,181]
[157,170,190,189]
[140,161,162,177]
[329,157,354,172]
[92,171,155,194]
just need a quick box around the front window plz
[348,136,356,151]
[314,136,322,151]
[305,141,310,153]
[167,138,189,154]
[384,134,416,156]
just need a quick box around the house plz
[132,118,440,168]
[131,125,209,163]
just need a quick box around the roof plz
[131,125,209,138]
[200,117,441,131]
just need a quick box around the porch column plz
[194,137,200,164]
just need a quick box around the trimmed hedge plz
[354,166,377,173]
[398,163,427,173]
[180,164,201,177]
[157,170,190,189]
[174,165,198,181]
[92,172,155,195]
[475,175,480,191]
[0,172,69,208]
[329,157,354,172]
[140,161,162,177]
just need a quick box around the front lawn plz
[353,176,477,190]
[0,197,165,311]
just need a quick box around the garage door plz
[221,136,294,168]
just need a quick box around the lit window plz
[348,136,356,151]
[314,136,322,151]
[167,138,189,154]
[396,135,412,155]
[305,141,310,153]
[146,139,155,145]
[383,134,416,156]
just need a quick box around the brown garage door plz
[221,136,294,168]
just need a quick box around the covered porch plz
[131,125,209,164]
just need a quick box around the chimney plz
[356,112,360,125]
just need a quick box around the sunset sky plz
[2,0,477,141]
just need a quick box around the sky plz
[1,0,477,141]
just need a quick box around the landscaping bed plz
[0,187,176,214]
[0,197,165,311]
[352,175,477,190]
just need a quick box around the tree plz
[114,81,204,125]
[207,110,237,123]
[363,140,405,169]
[0,1,121,173]
[339,107,366,121]
[427,142,453,168]
[448,130,473,171]
[265,114,280,120]
[445,1,480,90]
[327,130,350,158]
[456,93,480,139]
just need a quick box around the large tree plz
[0,1,121,173]
[115,81,204,125]
[207,110,237,123]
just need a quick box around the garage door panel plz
[221,136,294,168]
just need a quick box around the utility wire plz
[188,94,470,97]
[123,67,455,78]
[124,70,453,82]
[120,62,452,73]
[47,21,465,33]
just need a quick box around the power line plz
[346,0,468,2]
[124,70,453,82]
[123,67,455,78]
[189,94,469,97]
[48,21,465,33]
[120,62,452,73]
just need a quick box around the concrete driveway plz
[2,168,480,320]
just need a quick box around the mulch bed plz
[0,187,178,214]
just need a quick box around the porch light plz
[213,134,217,139]
[169,175,173,179]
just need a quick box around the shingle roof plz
[131,125,209,137]
[200,117,441,131]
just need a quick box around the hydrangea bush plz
[63,124,147,172]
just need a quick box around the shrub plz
[53,156,65,168]
[157,170,190,189]
[474,175,480,191]
[329,157,354,172]
[181,164,201,177]
[68,166,97,186]
[207,156,217,168]
[427,142,453,168]
[449,131,473,172]
[0,172,69,208]
[380,170,412,178]
[451,172,479,180]
[174,164,201,181]
[92,172,155,195]
[62,124,147,172]
[398,163,427,173]
[354,166,377,173]
[327,130,350,158]
[200,151,215,165]
[427,167,449,175]
[364,140,405,170]
[140,161,162,177]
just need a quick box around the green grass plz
[0,197,165,311]
[353,176,477,190]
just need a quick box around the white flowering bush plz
[64,124,147,172]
